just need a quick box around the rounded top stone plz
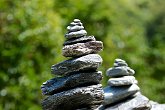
[74,19,81,22]
[114,58,128,67]
[115,58,126,63]
[65,19,87,39]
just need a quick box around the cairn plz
[103,59,140,105]
[41,19,104,110]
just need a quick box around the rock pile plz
[99,93,152,110]
[103,59,140,105]
[41,19,104,110]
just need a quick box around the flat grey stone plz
[103,84,140,105]
[67,25,84,32]
[41,71,102,95]
[108,76,138,86]
[106,66,135,77]
[63,36,96,46]
[65,30,87,39]
[114,62,128,67]
[51,54,102,76]
[62,41,103,57]
[42,84,103,110]
[99,93,151,110]
[70,22,82,26]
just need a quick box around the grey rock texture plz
[108,76,138,86]
[63,35,96,46]
[41,71,102,95]
[41,19,104,110]
[150,101,165,110]
[65,19,87,39]
[70,22,82,26]
[106,66,135,77]
[65,30,87,39]
[100,58,165,110]
[42,84,104,110]
[99,93,151,110]
[51,54,102,76]
[67,25,84,32]
[98,94,165,110]
[103,59,140,107]
[62,41,103,57]
[114,59,128,67]
[103,84,140,105]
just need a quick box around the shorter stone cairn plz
[41,19,104,110]
[103,59,140,105]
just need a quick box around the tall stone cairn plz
[103,59,140,105]
[41,19,104,110]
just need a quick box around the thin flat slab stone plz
[103,84,140,105]
[42,84,104,110]
[41,71,102,95]
[65,30,87,39]
[67,25,84,32]
[63,36,96,46]
[62,41,103,57]
[106,66,135,77]
[70,22,82,26]
[99,93,151,110]
[51,54,102,76]
[108,76,138,86]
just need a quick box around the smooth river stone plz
[108,76,138,86]
[114,62,128,67]
[106,66,135,77]
[99,93,151,110]
[70,22,82,26]
[65,30,87,39]
[103,84,140,105]
[67,25,84,32]
[62,41,103,57]
[63,35,96,46]
[51,54,102,76]
[114,58,128,67]
[42,84,103,110]
[41,71,102,95]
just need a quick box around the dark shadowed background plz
[0,0,165,110]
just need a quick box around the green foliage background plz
[0,0,165,110]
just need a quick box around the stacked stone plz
[103,59,140,105]
[41,19,104,110]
